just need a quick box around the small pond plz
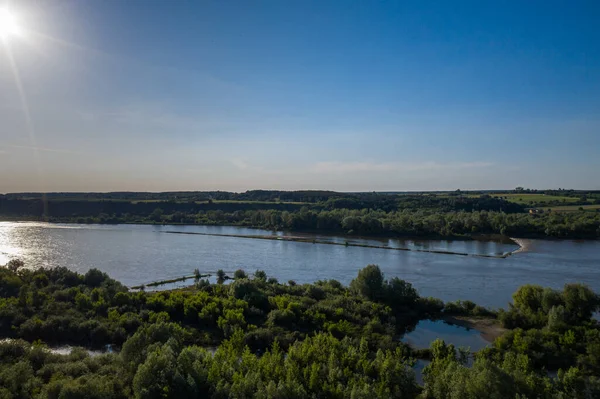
[402,319,489,352]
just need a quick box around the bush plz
[6,259,24,273]
[233,269,247,279]
[83,269,108,287]
[254,270,267,281]
[267,309,295,328]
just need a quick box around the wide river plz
[0,222,598,309]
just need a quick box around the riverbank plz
[443,315,507,342]
[509,237,534,254]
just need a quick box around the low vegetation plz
[0,260,598,397]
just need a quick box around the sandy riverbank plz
[443,315,507,342]
[509,237,534,254]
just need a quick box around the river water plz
[0,222,599,309]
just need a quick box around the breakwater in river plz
[162,231,522,259]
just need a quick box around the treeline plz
[0,198,307,218]
[0,193,524,216]
[4,188,600,202]
[2,197,599,238]
[0,262,599,398]
[63,208,600,239]
[320,194,523,213]
[188,208,600,238]
[0,190,341,203]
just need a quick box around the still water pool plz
[402,320,489,351]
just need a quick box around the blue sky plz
[1,0,599,192]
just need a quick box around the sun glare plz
[0,8,22,39]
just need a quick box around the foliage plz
[0,263,429,354]
[0,262,598,397]
[422,339,558,398]
[350,265,419,310]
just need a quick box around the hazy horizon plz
[2,187,596,196]
[2,1,599,192]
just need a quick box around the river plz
[0,222,599,309]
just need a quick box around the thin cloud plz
[229,159,267,173]
[311,161,494,174]
[230,159,249,170]
[2,144,78,154]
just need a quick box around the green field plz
[491,193,579,203]
[546,204,600,212]
[459,193,581,205]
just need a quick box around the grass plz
[442,193,584,206]
[489,194,580,204]
[545,204,600,213]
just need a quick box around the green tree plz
[149,208,164,222]
[233,269,247,279]
[216,269,226,284]
[385,277,418,307]
[133,345,193,399]
[254,270,267,281]
[350,264,385,301]
[512,284,544,312]
[562,283,599,322]
[84,268,107,287]
[6,259,24,273]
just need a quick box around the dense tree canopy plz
[0,262,598,398]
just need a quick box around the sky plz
[0,0,599,192]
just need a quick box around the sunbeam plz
[2,38,45,191]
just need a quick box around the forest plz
[0,260,599,398]
[1,192,599,239]
[3,189,599,205]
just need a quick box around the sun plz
[0,8,22,39]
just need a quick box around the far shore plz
[0,217,597,243]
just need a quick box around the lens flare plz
[0,8,21,38]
